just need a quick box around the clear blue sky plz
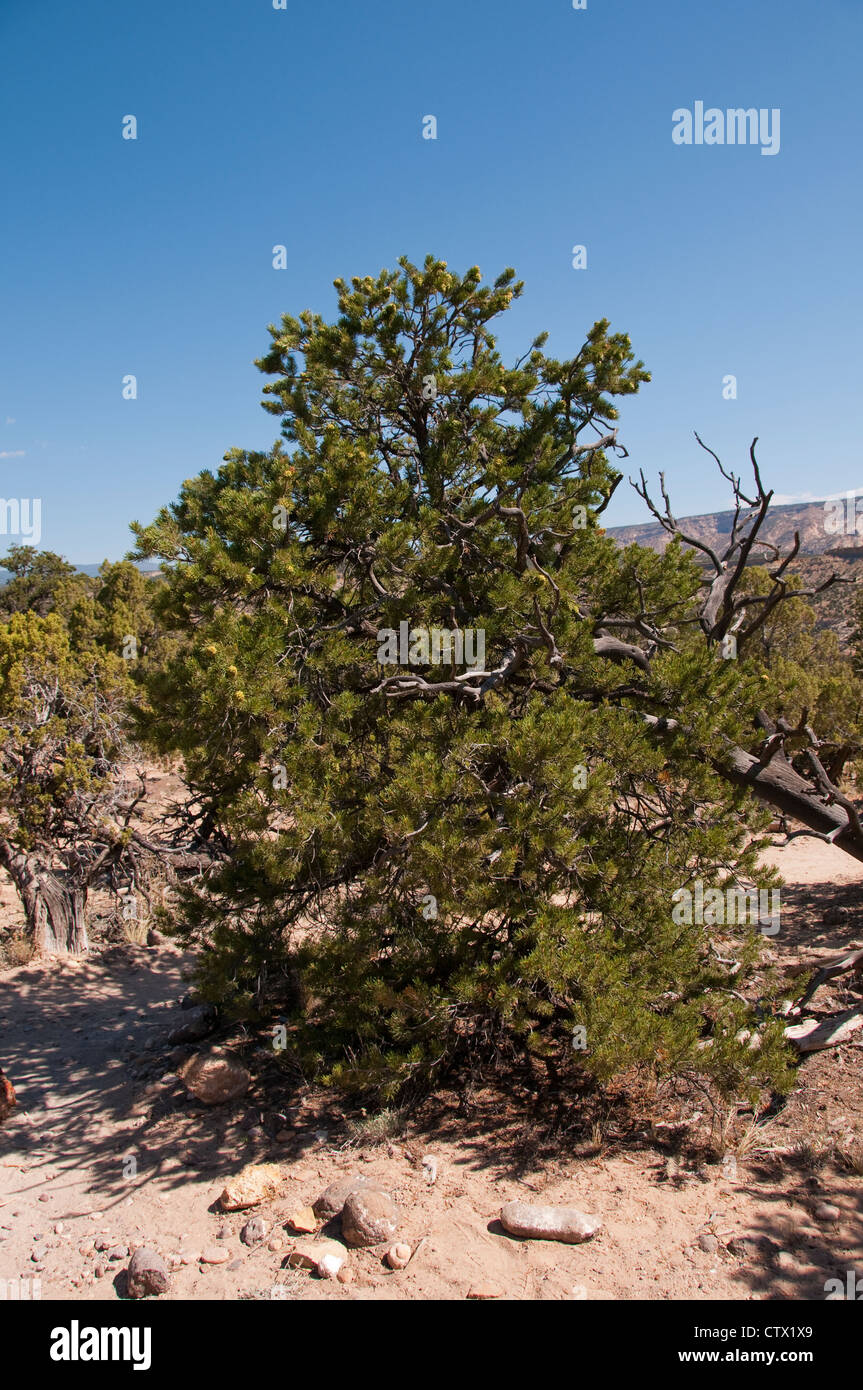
[1,0,860,562]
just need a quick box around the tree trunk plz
[641,715,863,865]
[0,841,89,955]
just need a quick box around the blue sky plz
[1,0,861,561]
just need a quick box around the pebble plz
[814,1202,841,1224]
[386,1242,412,1269]
[287,1207,318,1234]
[219,1162,283,1211]
[697,1233,719,1254]
[127,1248,171,1299]
[499,1201,602,1245]
[341,1188,400,1247]
[267,1237,284,1253]
[287,1238,347,1270]
[200,1246,231,1264]
[468,1283,503,1300]
[241,1217,269,1247]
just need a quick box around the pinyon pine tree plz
[132,256,801,1103]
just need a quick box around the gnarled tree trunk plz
[0,841,89,956]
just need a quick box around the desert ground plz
[1,766,861,1302]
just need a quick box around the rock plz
[200,1245,231,1264]
[422,1156,438,1185]
[126,1248,170,1299]
[179,1052,250,1105]
[167,1005,216,1044]
[499,1201,602,1244]
[776,1250,796,1270]
[386,1242,412,1269]
[108,1245,128,1261]
[814,1202,841,1224]
[94,1263,105,1278]
[341,1187,400,1247]
[313,1174,376,1221]
[287,1238,348,1270]
[219,1162,283,1210]
[267,1237,284,1253]
[697,1233,719,1254]
[468,1282,503,1300]
[240,1217,269,1247]
[316,1252,345,1279]
[336,1265,354,1285]
[287,1206,318,1234]
[54,1223,65,1235]
[31,1246,47,1262]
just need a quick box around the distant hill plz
[0,562,161,587]
[606,497,862,558]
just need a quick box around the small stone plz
[126,1248,171,1299]
[287,1206,318,1234]
[31,1247,47,1262]
[241,1217,269,1247]
[697,1233,719,1254]
[38,1194,51,1203]
[316,1252,345,1279]
[776,1250,796,1270]
[499,1201,602,1245]
[167,1004,215,1044]
[287,1237,348,1270]
[313,1174,376,1221]
[53,1223,65,1235]
[94,1263,106,1278]
[341,1187,399,1247]
[267,1237,284,1253]
[386,1242,412,1269]
[179,1052,250,1106]
[336,1265,354,1285]
[94,1236,112,1252]
[200,1245,231,1264]
[219,1162,283,1210]
[468,1282,503,1299]
[813,1202,841,1224]
[108,1245,128,1261]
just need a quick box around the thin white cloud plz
[772,488,863,505]
[0,449,26,458]
[4,417,15,425]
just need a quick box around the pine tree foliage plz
[132,257,794,1101]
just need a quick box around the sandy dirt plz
[1,834,862,1302]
